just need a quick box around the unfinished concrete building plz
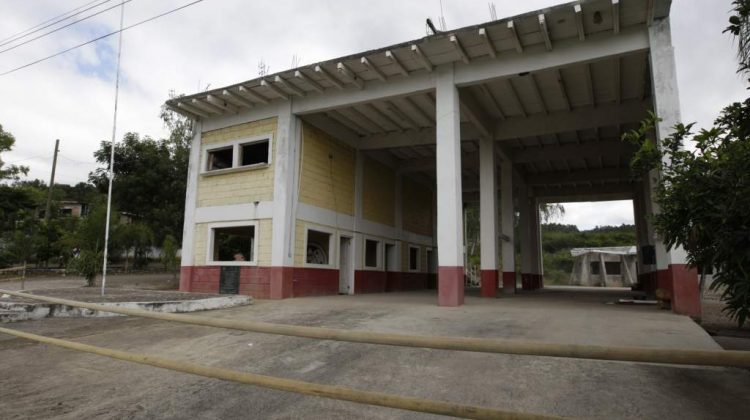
[167,0,700,316]
[570,246,638,287]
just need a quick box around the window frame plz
[303,225,336,268]
[363,236,382,270]
[201,133,274,175]
[205,220,260,266]
[408,245,421,272]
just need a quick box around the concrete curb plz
[0,294,252,323]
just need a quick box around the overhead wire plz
[0,0,135,55]
[2,154,51,165]
[0,0,207,77]
[59,154,98,165]
[0,0,115,47]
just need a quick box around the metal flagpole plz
[101,1,125,296]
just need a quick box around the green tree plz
[115,222,154,271]
[2,210,39,268]
[0,124,28,181]
[618,1,750,326]
[161,234,180,280]
[89,132,188,245]
[624,104,750,326]
[727,0,750,73]
[65,203,118,286]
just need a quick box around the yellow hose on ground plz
[0,326,562,420]
[1,288,748,368]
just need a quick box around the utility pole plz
[44,139,60,222]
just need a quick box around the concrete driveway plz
[0,288,747,419]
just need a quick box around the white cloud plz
[553,200,635,230]
[0,0,746,229]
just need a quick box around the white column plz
[532,199,543,288]
[435,63,464,306]
[351,149,365,293]
[270,102,301,299]
[479,137,498,297]
[178,120,202,292]
[180,120,202,269]
[648,16,687,268]
[500,161,516,293]
[271,101,300,268]
[649,17,699,317]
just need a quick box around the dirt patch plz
[0,272,179,292]
[2,288,223,304]
[699,291,750,350]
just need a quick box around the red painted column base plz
[521,273,533,290]
[658,264,701,317]
[502,271,516,294]
[179,266,194,292]
[269,267,294,299]
[521,274,544,290]
[480,269,498,297]
[438,266,464,307]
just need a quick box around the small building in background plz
[570,246,637,287]
[58,201,87,218]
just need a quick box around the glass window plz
[306,229,331,265]
[365,239,379,268]
[212,225,255,262]
[241,140,270,166]
[207,147,233,171]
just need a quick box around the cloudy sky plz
[0,0,747,229]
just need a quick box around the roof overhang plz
[165,0,671,119]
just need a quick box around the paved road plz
[0,288,748,419]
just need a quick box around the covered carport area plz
[170,0,697,313]
[295,0,673,307]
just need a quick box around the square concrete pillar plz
[178,122,203,292]
[500,162,516,294]
[530,199,543,290]
[479,137,499,297]
[518,184,534,290]
[435,64,465,307]
[648,17,700,317]
[270,102,300,299]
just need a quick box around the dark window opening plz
[409,246,419,271]
[604,261,621,275]
[207,147,233,171]
[306,229,331,265]
[365,239,379,268]
[590,262,600,275]
[241,140,269,166]
[213,225,255,262]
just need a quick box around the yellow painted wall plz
[193,219,272,266]
[298,123,355,215]
[400,242,428,272]
[402,178,433,237]
[362,157,395,227]
[196,118,277,207]
[293,219,343,267]
[293,220,306,267]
